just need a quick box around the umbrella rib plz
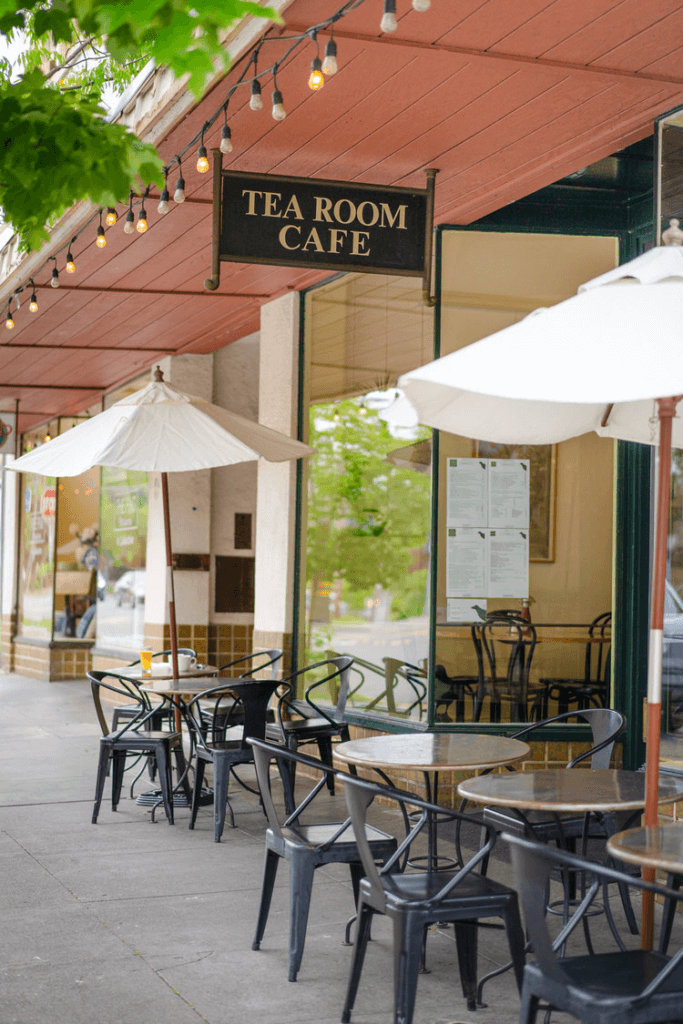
[601,403,614,428]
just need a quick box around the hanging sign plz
[205,160,436,296]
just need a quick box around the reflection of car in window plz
[113,570,146,606]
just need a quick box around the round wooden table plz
[333,732,531,776]
[119,663,219,682]
[457,769,683,814]
[607,823,683,874]
[334,732,531,870]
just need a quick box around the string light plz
[272,70,286,121]
[4,0,437,311]
[96,209,107,248]
[322,36,338,75]
[380,0,397,32]
[44,431,51,442]
[250,79,263,111]
[137,197,148,233]
[123,191,135,234]
[6,306,14,330]
[308,55,324,90]
[196,128,209,173]
[174,159,186,203]
[157,169,170,214]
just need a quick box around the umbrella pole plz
[161,472,181,732]
[642,396,681,947]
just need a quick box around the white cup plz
[176,653,197,672]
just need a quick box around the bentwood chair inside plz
[249,739,397,982]
[341,776,526,1024]
[507,833,683,1024]
[88,669,187,825]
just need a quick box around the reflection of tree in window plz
[306,398,431,640]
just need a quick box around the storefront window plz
[18,426,56,638]
[301,275,434,721]
[434,230,618,725]
[54,463,100,638]
[97,466,148,652]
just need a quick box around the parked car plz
[113,570,146,607]
[663,580,683,729]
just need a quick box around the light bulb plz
[44,433,51,443]
[29,294,38,312]
[272,89,286,121]
[359,405,367,416]
[157,188,170,215]
[5,312,13,329]
[412,0,430,8]
[137,208,148,233]
[174,177,186,203]
[123,210,135,233]
[65,252,76,273]
[220,124,233,154]
[196,144,209,173]
[250,80,263,111]
[105,207,118,226]
[96,226,107,248]
[51,267,60,288]
[322,39,338,75]
[381,0,397,32]
[308,56,324,90]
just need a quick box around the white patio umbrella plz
[397,243,683,947]
[9,367,313,711]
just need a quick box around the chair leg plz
[317,736,334,794]
[659,872,682,954]
[392,914,424,1024]
[288,856,316,981]
[349,861,363,908]
[92,743,111,823]
[111,749,127,810]
[342,901,373,1023]
[253,849,280,950]
[454,920,478,1011]
[503,902,527,994]
[154,742,175,825]
[212,758,231,842]
[189,755,206,830]
[172,742,191,802]
[519,981,539,1024]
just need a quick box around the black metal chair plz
[507,832,683,1024]
[186,676,283,841]
[537,612,612,717]
[88,669,187,825]
[248,738,397,982]
[199,649,282,741]
[265,657,354,797]
[341,775,526,1023]
[475,615,540,723]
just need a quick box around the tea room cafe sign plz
[204,164,436,299]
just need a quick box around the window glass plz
[18,436,56,638]
[97,467,148,651]
[434,231,618,725]
[302,275,433,721]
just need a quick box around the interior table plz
[334,732,531,870]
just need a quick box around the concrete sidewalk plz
[0,672,672,1024]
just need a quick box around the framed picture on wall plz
[474,442,557,562]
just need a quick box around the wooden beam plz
[285,24,683,88]
[0,344,177,353]
[33,283,269,297]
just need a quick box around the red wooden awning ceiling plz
[4,0,683,432]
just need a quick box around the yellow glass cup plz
[140,650,153,675]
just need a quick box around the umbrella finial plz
[662,218,683,246]
[153,366,164,382]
